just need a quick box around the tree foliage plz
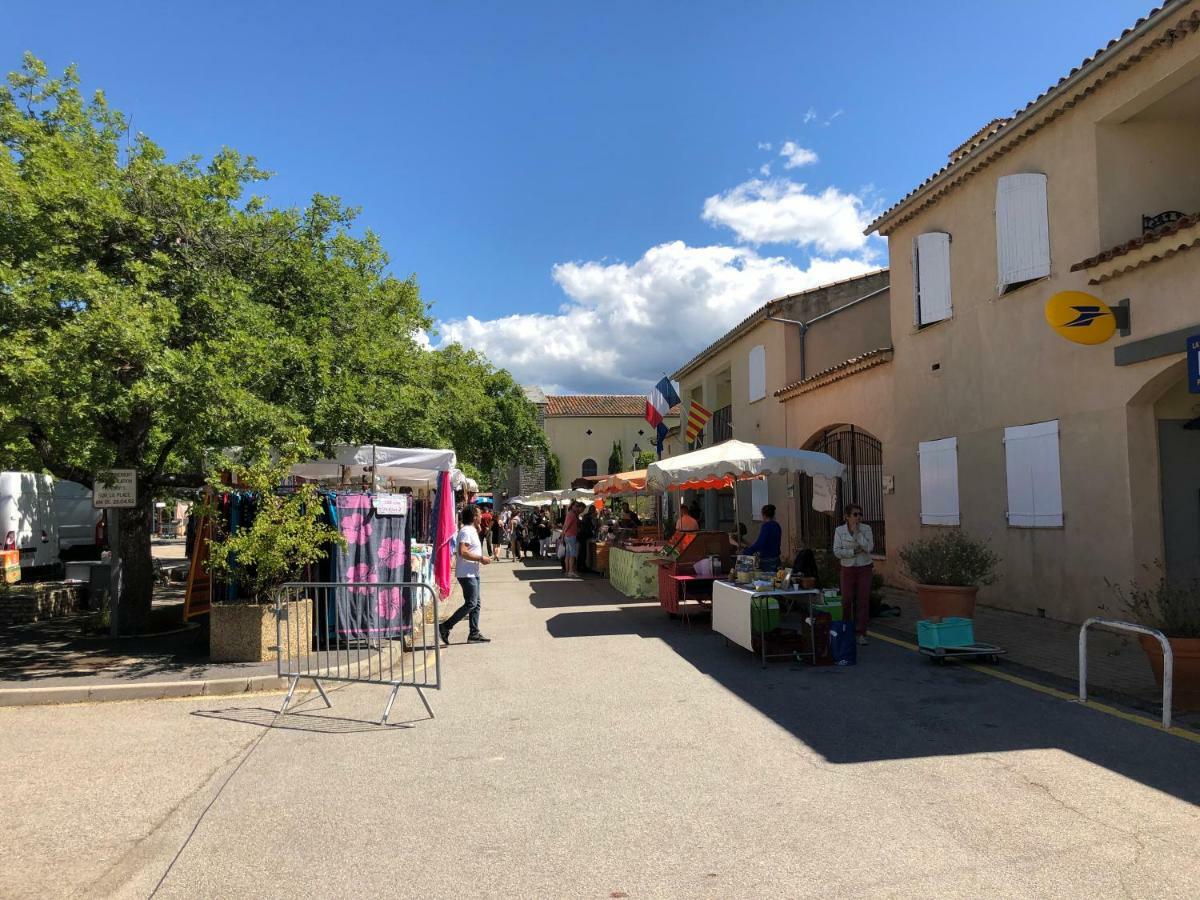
[635,450,656,470]
[203,431,344,602]
[0,56,544,627]
[545,452,561,490]
[608,441,623,475]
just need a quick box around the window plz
[748,345,766,402]
[913,232,952,326]
[918,437,960,525]
[581,458,597,478]
[1004,420,1063,527]
[996,173,1050,292]
[751,478,768,520]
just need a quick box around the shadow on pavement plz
[191,706,423,733]
[527,567,1200,806]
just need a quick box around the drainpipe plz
[768,284,890,383]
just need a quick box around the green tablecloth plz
[608,547,659,599]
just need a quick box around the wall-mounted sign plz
[1188,333,1200,395]
[1044,291,1118,345]
[93,469,137,508]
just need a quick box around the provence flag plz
[645,376,680,456]
[684,400,713,443]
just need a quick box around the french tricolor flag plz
[645,376,681,456]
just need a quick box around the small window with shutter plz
[918,437,960,525]
[913,232,952,327]
[748,345,766,403]
[996,173,1050,293]
[1004,420,1063,527]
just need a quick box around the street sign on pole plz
[93,469,137,508]
[93,469,136,637]
[1188,333,1200,394]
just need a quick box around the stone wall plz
[0,583,86,626]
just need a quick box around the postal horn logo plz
[1045,291,1116,345]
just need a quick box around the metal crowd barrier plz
[1078,617,1173,729]
[274,581,441,725]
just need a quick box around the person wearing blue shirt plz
[743,504,782,571]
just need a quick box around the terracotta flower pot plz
[1138,634,1200,712]
[916,584,978,619]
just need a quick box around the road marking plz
[868,630,1200,745]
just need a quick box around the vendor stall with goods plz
[647,441,846,661]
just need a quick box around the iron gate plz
[799,426,886,554]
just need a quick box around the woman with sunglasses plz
[832,504,874,646]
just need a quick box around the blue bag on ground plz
[829,621,857,666]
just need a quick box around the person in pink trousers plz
[832,504,874,647]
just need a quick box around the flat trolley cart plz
[919,643,1007,665]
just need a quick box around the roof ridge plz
[868,2,1197,234]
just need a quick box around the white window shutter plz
[996,173,1050,291]
[919,437,960,525]
[751,477,768,520]
[748,345,766,402]
[1004,420,1063,526]
[915,232,952,325]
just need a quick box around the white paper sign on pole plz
[373,493,409,516]
[93,470,137,508]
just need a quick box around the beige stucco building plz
[672,270,891,556]
[844,1,1200,622]
[541,395,677,486]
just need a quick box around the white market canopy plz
[646,440,845,492]
[289,444,457,489]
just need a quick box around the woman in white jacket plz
[832,504,874,646]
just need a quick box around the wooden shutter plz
[1004,420,1063,527]
[914,232,952,325]
[751,477,768,520]
[996,174,1050,291]
[918,437,960,525]
[748,345,766,402]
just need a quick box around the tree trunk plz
[117,497,155,633]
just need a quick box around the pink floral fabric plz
[377,536,406,570]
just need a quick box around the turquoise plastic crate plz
[917,617,975,649]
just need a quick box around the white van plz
[53,479,103,558]
[0,471,59,569]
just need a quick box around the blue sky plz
[3,0,1154,392]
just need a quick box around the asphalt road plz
[3,559,1198,898]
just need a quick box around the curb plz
[0,673,289,708]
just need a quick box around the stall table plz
[608,545,660,599]
[712,580,821,666]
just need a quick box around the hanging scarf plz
[431,470,455,600]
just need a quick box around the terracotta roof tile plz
[867,3,1200,235]
[774,348,894,399]
[1071,211,1200,271]
[545,395,679,417]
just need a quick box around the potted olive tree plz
[205,436,344,663]
[1108,565,1200,711]
[898,531,999,619]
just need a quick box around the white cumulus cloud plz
[757,141,773,151]
[434,241,877,394]
[779,141,818,169]
[701,178,876,253]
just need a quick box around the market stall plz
[646,441,845,658]
[607,541,661,598]
[592,470,661,595]
[653,529,733,619]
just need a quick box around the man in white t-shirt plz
[439,506,492,644]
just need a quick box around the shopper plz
[577,504,597,574]
[440,506,492,645]
[489,507,502,560]
[562,501,581,578]
[677,502,700,532]
[742,504,782,571]
[833,503,874,646]
[479,506,494,558]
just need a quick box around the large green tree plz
[0,56,543,629]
